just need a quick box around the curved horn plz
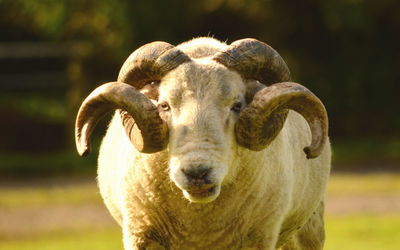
[75,82,168,156]
[75,42,191,156]
[213,38,291,85]
[214,39,327,158]
[118,41,191,88]
[235,82,328,159]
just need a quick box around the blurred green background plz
[0,0,399,249]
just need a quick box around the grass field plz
[0,229,122,250]
[0,173,399,250]
[325,214,400,250]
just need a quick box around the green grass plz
[325,214,400,250]
[0,229,123,250]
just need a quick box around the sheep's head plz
[75,38,328,203]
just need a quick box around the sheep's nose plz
[182,165,211,184]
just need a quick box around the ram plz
[75,37,331,250]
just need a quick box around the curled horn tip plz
[303,146,318,159]
[76,133,90,156]
[303,131,327,159]
[75,120,92,157]
[77,145,90,157]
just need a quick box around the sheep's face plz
[158,59,246,203]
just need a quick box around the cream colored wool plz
[96,38,331,250]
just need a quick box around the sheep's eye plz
[231,102,242,113]
[158,102,170,111]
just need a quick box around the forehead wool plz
[161,60,244,106]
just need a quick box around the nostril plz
[182,165,210,181]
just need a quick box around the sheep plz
[75,37,331,250]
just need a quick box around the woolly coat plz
[98,111,330,249]
[96,38,331,250]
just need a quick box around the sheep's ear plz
[140,81,160,101]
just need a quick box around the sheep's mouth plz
[187,186,216,198]
[183,185,219,203]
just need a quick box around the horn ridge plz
[118,42,191,89]
[213,38,291,85]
